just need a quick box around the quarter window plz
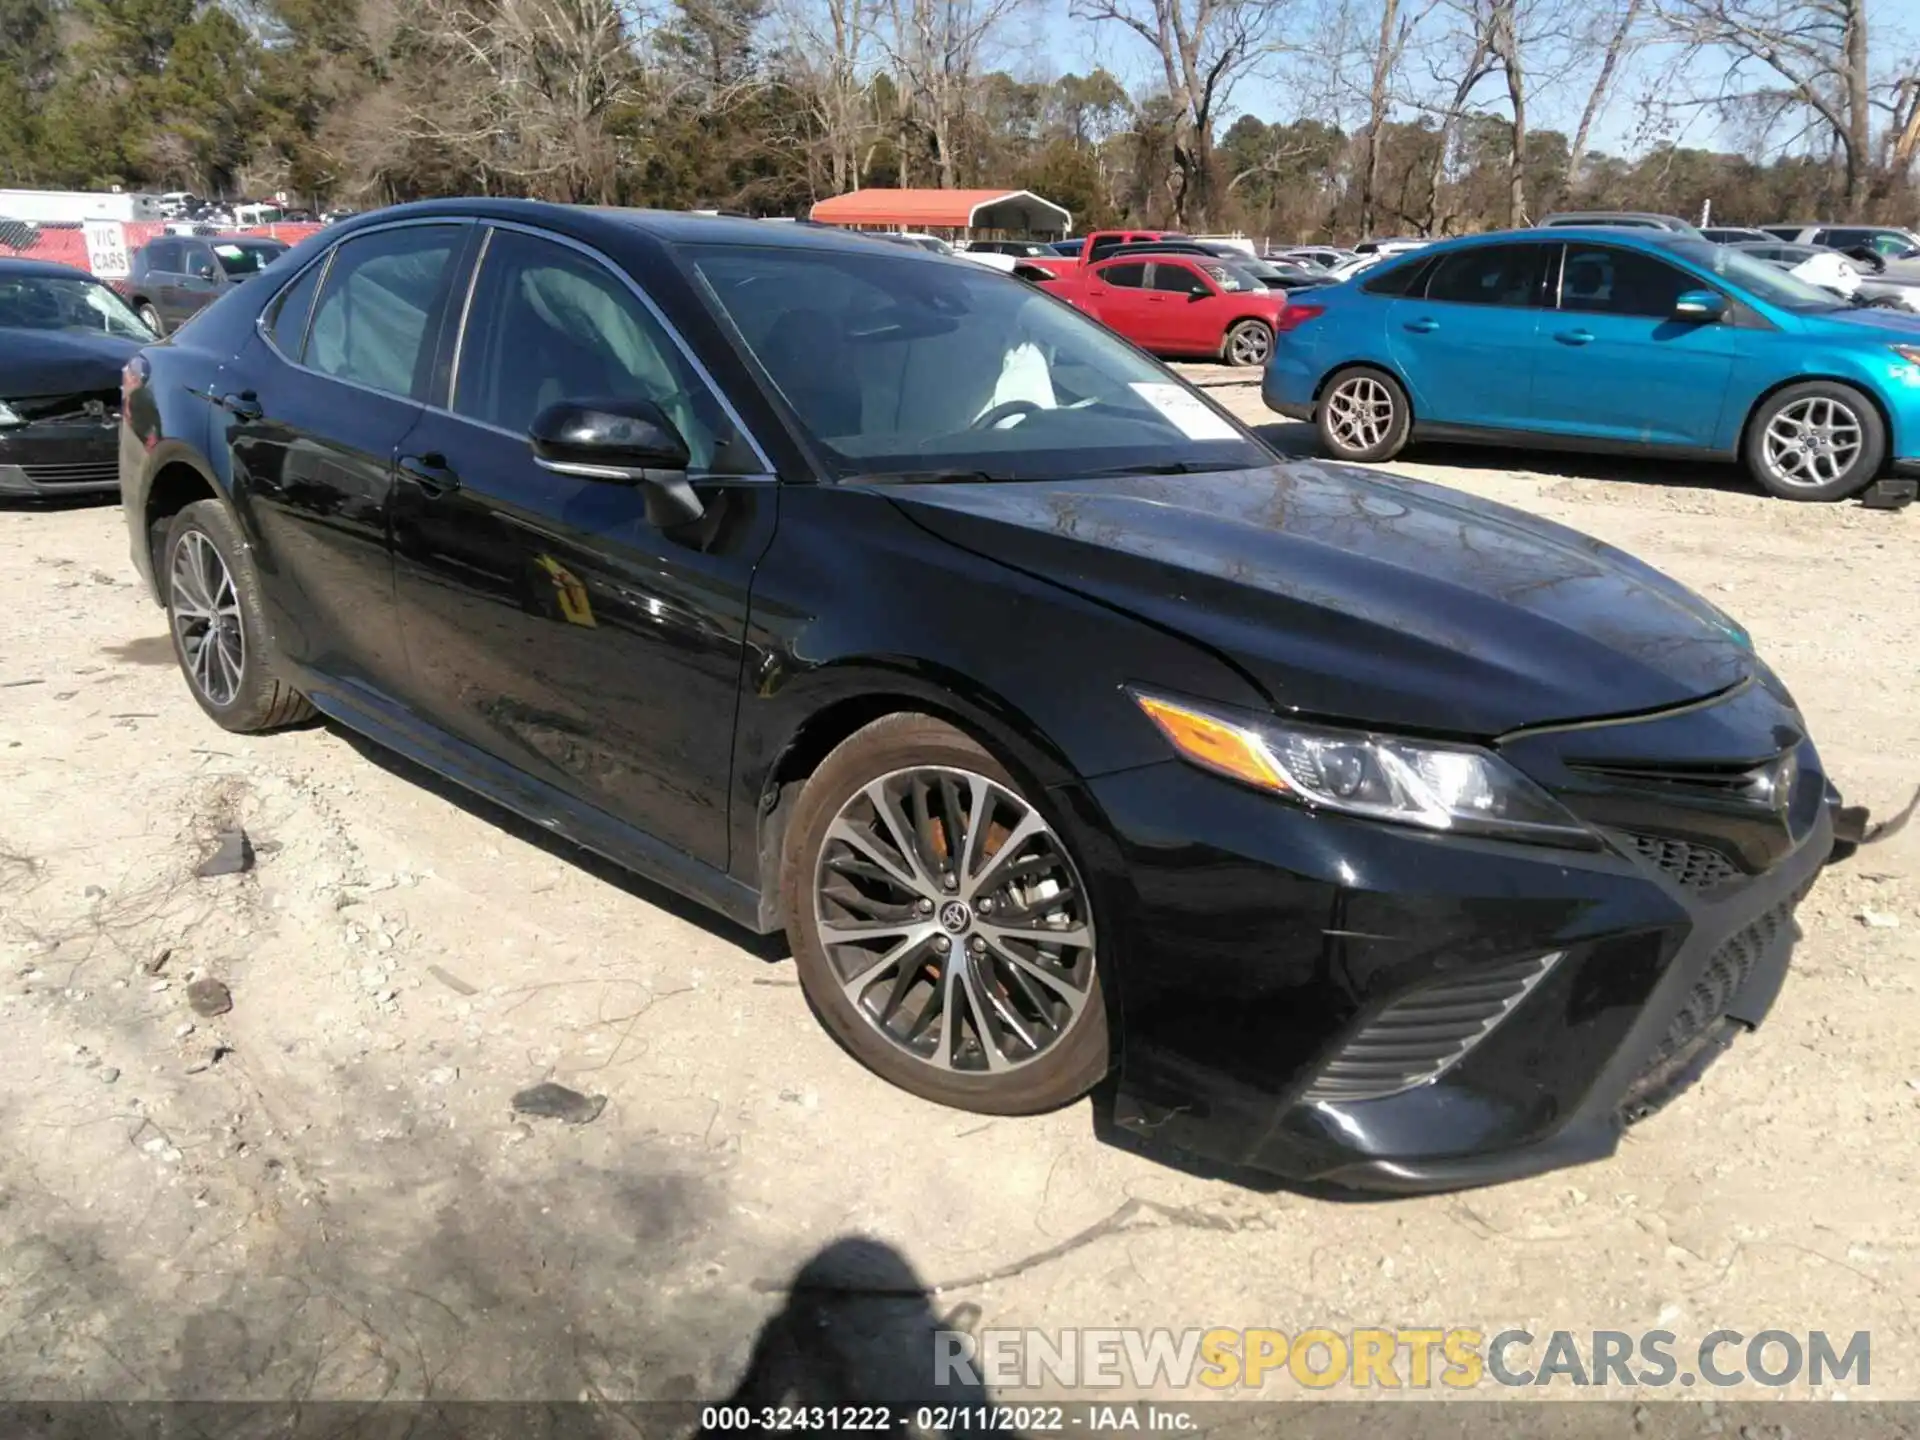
[1422,245,1541,306]
[264,260,324,361]
[452,227,756,474]
[305,225,461,400]
[1558,245,1700,319]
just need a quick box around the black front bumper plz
[1076,685,1833,1194]
[0,416,122,496]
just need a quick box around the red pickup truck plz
[1022,229,1187,277]
[1036,250,1291,367]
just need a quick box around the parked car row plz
[80,197,1860,1196]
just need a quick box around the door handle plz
[397,452,461,498]
[1554,329,1595,346]
[1403,317,1439,333]
[216,390,262,422]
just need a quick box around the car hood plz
[0,328,141,398]
[1801,302,1920,335]
[887,463,1755,737]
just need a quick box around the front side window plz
[1665,239,1846,315]
[1558,244,1699,318]
[1149,262,1209,295]
[687,243,1271,481]
[1423,244,1541,307]
[452,227,756,475]
[305,225,460,399]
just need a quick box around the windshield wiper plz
[1073,459,1246,477]
[853,468,1025,486]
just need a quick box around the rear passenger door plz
[1386,241,1546,432]
[221,220,471,704]
[387,223,778,869]
[1080,261,1156,345]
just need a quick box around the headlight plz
[0,400,23,428]
[1132,690,1596,846]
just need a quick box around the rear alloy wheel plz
[138,303,164,337]
[784,715,1109,1114]
[1223,318,1273,368]
[1317,365,1411,462]
[1745,381,1885,501]
[163,500,315,732]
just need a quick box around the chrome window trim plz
[441,218,777,479]
[251,217,472,396]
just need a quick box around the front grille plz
[1627,833,1739,890]
[1303,952,1564,1104]
[19,460,119,487]
[7,390,119,423]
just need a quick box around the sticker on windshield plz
[1128,383,1239,440]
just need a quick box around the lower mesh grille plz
[1304,952,1564,1103]
[1627,834,1740,890]
[1659,889,1802,1056]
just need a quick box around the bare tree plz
[1488,0,1526,224]
[1656,0,1873,216]
[1071,0,1291,229]
[879,0,1025,187]
[776,0,878,194]
[1560,0,1643,202]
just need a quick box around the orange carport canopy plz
[809,188,1071,233]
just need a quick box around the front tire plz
[1316,365,1411,462]
[781,714,1110,1115]
[1744,381,1885,501]
[1223,318,1273,368]
[162,500,314,732]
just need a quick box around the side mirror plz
[529,397,704,527]
[1673,289,1727,322]
[1188,287,1210,302]
[190,259,218,281]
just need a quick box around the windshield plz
[213,242,286,277]
[1672,239,1849,313]
[0,272,155,339]
[686,244,1271,481]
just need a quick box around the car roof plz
[1419,226,1701,251]
[0,256,98,280]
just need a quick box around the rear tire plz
[781,714,1111,1115]
[162,500,314,732]
[1743,380,1885,501]
[137,303,164,338]
[1316,365,1411,462]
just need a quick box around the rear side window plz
[264,260,324,360]
[1098,262,1147,289]
[1422,244,1541,307]
[1360,255,1428,296]
[1558,244,1699,318]
[145,240,179,272]
[305,225,461,400]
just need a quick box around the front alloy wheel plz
[816,767,1096,1074]
[784,715,1110,1114]
[1744,380,1885,502]
[1224,319,1272,368]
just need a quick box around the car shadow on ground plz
[1251,418,1760,498]
[326,721,790,964]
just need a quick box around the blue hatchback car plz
[1262,226,1920,500]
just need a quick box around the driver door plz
[389,224,779,869]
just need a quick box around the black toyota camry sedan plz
[121,199,1840,1192]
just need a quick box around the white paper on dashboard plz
[1128,382,1239,440]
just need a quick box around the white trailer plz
[0,188,165,224]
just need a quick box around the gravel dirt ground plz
[1,373,1916,1424]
